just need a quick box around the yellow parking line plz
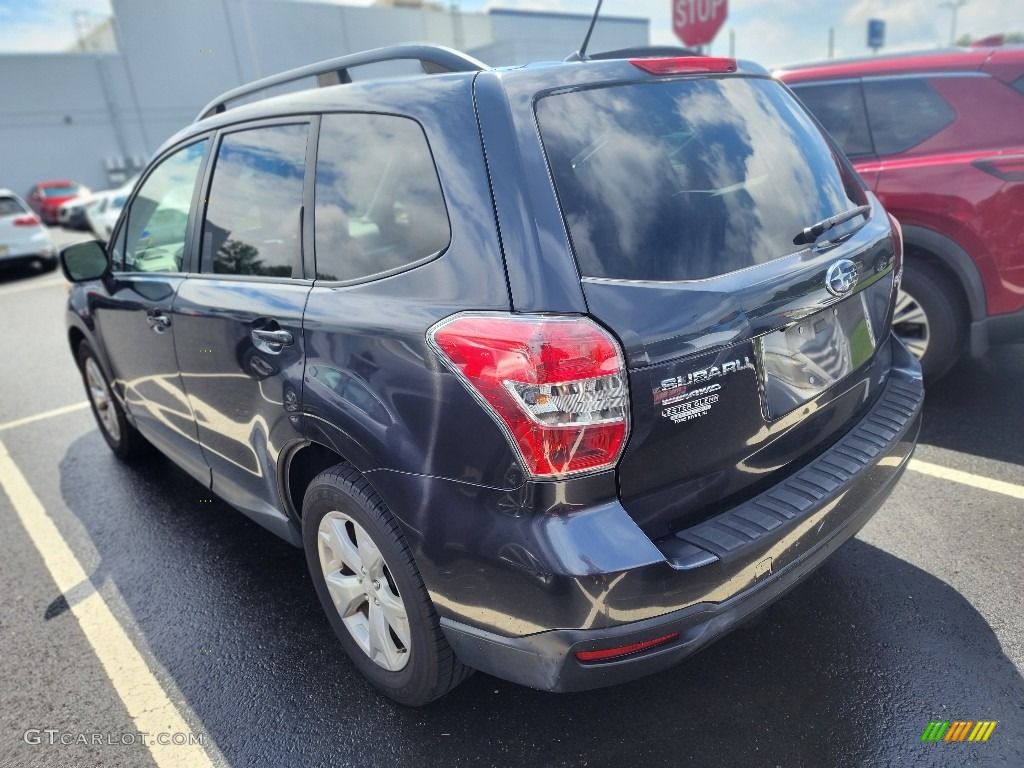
[909,459,1024,500]
[0,401,90,433]
[0,439,215,768]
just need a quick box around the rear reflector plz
[630,56,737,75]
[428,313,629,478]
[575,633,680,663]
[13,215,40,227]
[887,212,903,288]
[973,154,1024,182]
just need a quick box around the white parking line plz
[0,439,216,768]
[0,401,90,433]
[908,459,1024,500]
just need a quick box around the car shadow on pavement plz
[0,261,56,285]
[917,343,1024,468]
[58,432,1024,768]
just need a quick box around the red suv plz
[777,47,1024,380]
[25,180,84,226]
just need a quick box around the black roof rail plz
[195,43,489,122]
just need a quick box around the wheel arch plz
[68,325,86,357]
[900,225,986,323]
[280,438,377,527]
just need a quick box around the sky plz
[0,0,1021,68]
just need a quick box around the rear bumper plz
[0,241,55,265]
[440,340,923,692]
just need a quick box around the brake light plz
[429,314,630,478]
[630,56,737,75]
[575,633,680,663]
[973,154,1024,182]
[13,215,40,227]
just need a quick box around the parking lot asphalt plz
[0,227,1021,768]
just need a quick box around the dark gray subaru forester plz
[61,43,923,705]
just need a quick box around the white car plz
[0,189,56,270]
[85,188,131,242]
[56,188,94,230]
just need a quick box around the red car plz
[25,180,84,225]
[777,47,1024,380]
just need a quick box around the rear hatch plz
[535,67,900,537]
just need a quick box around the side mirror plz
[60,240,110,282]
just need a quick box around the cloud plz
[0,0,112,52]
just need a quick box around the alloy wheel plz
[84,357,121,443]
[317,511,411,671]
[892,287,930,360]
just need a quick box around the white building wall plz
[0,0,648,197]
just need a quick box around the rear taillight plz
[629,56,737,75]
[13,215,40,227]
[973,154,1024,182]
[429,314,630,478]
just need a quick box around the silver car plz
[0,189,56,270]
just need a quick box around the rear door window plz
[789,81,874,157]
[202,123,309,278]
[314,113,449,282]
[863,78,955,156]
[536,76,865,282]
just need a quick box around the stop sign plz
[673,0,728,48]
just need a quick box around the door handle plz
[147,313,171,332]
[251,328,293,347]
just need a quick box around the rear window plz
[0,197,27,216]
[536,77,865,282]
[42,185,77,198]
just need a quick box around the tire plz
[38,255,58,272]
[302,464,472,706]
[892,261,966,383]
[76,341,149,460]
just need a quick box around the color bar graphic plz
[921,720,997,742]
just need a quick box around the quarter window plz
[790,82,874,157]
[863,78,955,156]
[119,139,207,273]
[202,123,308,277]
[314,114,449,282]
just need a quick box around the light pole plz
[939,0,967,45]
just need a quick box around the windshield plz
[42,185,78,198]
[536,76,866,282]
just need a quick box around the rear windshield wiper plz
[793,204,872,246]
